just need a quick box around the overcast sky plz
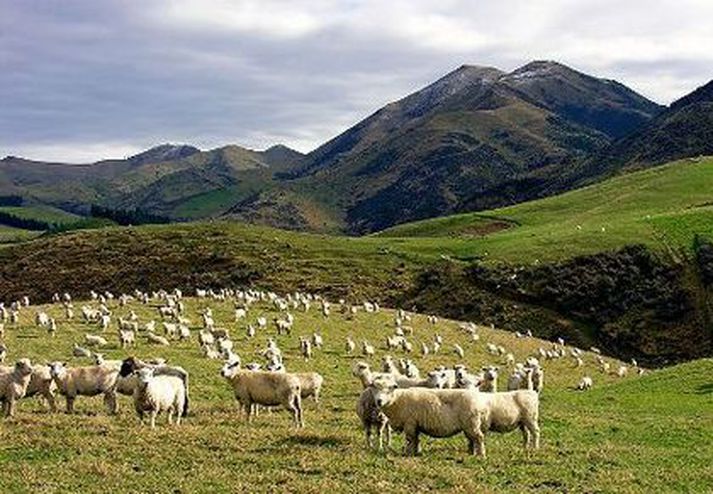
[2,0,712,162]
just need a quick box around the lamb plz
[119,357,189,415]
[220,366,303,427]
[132,367,186,428]
[371,375,540,457]
[47,362,119,414]
[577,376,593,391]
[85,334,108,347]
[0,359,33,417]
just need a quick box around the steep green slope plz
[377,156,713,263]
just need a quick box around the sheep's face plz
[427,371,447,389]
[15,358,33,376]
[136,367,155,384]
[48,362,67,379]
[93,353,104,365]
[245,363,261,371]
[221,360,240,378]
[371,377,398,408]
[351,362,369,378]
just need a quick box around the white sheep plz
[299,337,313,360]
[147,333,170,346]
[73,344,92,358]
[453,344,465,359]
[362,341,375,357]
[132,367,186,428]
[345,337,356,354]
[371,375,540,457]
[0,359,33,416]
[577,376,593,391]
[221,366,303,427]
[85,334,108,347]
[47,362,119,414]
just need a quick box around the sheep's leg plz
[104,391,118,415]
[167,409,174,425]
[150,410,157,429]
[5,397,15,417]
[528,421,541,450]
[46,391,57,413]
[520,423,531,451]
[365,424,373,449]
[175,405,182,426]
[66,396,75,414]
[404,424,418,456]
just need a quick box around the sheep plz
[199,330,215,346]
[220,366,303,427]
[119,357,190,415]
[311,332,323,349]
[453,344,465,359]
[420,342,430,357]
[0,343,7,363]
[299,337,313,360]
[362,341,375,357]
[147,332,170,346]
[371,375,540,457]
[246,325,256,339]
[0,359,33,417]
[480,366,499,393]
[85,334,108,347]
[356,386,392,451]
[402,359,420,379]
[394,371,449,389]
[454,366,482,390]
[119,328,136,348]
[47,362,119,414]
[132,367,186,428]
[293,372,324,404]
[72,343,92,358]
[17,364,58,412]
[345,337,356,354]
[531,365,544,394]
[616,365,628,377]
[202,344,222,360]
[577,376,593,391]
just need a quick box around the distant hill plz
[232,61,662,233]
[0,143,304,218]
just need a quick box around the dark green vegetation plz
[0,296,710,493]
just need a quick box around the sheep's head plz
[221,359,241,378]
[47,361,67,379]
[135,367,155,384]
[352,361,370,378]
[92,353,105,365]
[119,357,141,377]
[245,363,261,371]
[427,371,448,389]
[15,358,33,376]
[371,375,398,408]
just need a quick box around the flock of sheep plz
[0,288,642,457]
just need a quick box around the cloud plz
[1,0,712,162]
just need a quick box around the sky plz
[1,0,712,162]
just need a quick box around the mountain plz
[586,79,713,175]
[0,143,304,218]
[232,61,662,233]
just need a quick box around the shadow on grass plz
[252,433,349,453]
[694,383,713,394]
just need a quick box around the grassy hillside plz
[0,295,709,493]
[0,224,40,244]
[0,205,80,225]
[377,156,713,263]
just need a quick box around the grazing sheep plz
[345,337,356,354]
[0,359,33,417]
[147,333,170,346]
[220,366,303,427]
[47,362,119,414]
[85,334,108,347]
[577,376,593,391]
[132,367,186,428]
[371,375,540,457]
[362,341,375,357]
[72,344,92,358]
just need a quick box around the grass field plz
[0,205,80,225]
[0,295,710,493]
[376,156,713,263]
[0,224,40,244]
